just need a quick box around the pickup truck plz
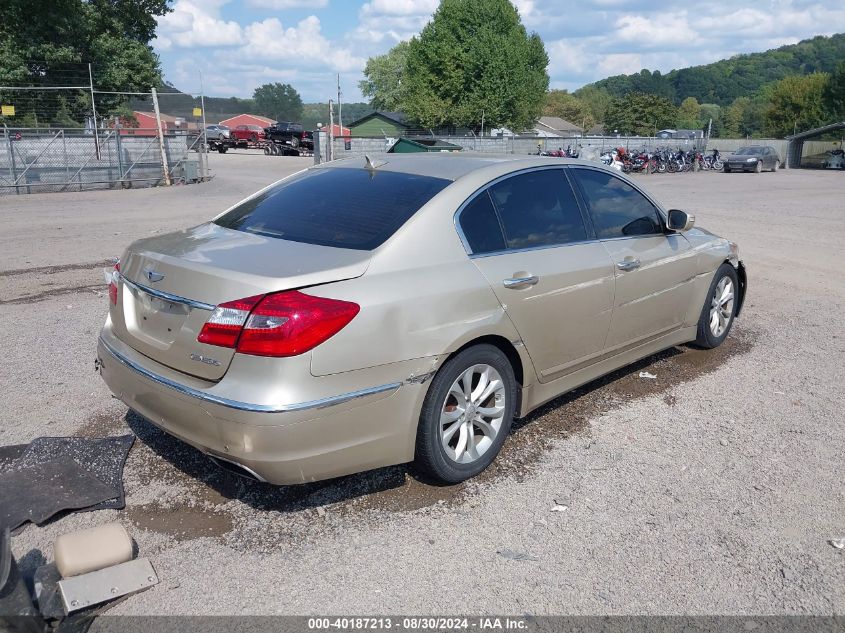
[264,122,309,149]
[230,124,266,146]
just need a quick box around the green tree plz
[573,85,612,125]
[699,103,722,136]
[603,92,678,136]
[0,0,170,125]
[764,72,831,137]
[359,41,410,112]
[585,33,845,107]
[824,61,845,119]
[723,97,749,137]
[676,96,702,129]
[402,0,549,130]
[253,83,303,121]
[543,90,594,130]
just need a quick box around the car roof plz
[318,153,611,182]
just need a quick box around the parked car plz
[231,124,266,145]
[723,146,781,172]
[264,121,305,148]
[204,124,230,141]
[97,155,746,485]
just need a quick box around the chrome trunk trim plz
[120,274,217,312]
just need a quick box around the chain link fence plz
[0,76,212,195]
[0,126,209,195]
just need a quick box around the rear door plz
[570,167,698,350]
[459,168,616,382]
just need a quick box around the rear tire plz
[772,160,779,172]
[694,263,739,349]
[414,344,517,484]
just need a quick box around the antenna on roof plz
[364,154,385,170]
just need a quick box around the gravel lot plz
[1,152,843,616]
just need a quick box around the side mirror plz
[667,209,695,232]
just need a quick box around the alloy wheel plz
[440,364,506,464]
[709,277,735,338]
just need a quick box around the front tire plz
[755,160,762,173]
[694,263,739,349]
[414,344,517,484]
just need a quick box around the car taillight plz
[197,291,359,357]
[108,261,120,305]
[196,294,264,348]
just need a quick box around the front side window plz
[571,168,663,239]
[215,168,450,251]
[488,169,588,250]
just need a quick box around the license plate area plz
[124,284,192,347]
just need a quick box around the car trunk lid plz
[110,223,371,380]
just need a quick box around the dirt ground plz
[0,152,843,616]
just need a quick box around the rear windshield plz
[736,147,764,155]
[214,168,451,250]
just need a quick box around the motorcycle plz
[824,149,845,170]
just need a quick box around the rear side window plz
[459,192,506,254]
[489,169,588,249]
[215,168,450,250]
[571,168,663,239]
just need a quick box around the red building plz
[219,114,275,129]
[114,111,200,136]
[322,123,351,137]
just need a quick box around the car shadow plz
[124,332,752,515]
[124,410,411,513]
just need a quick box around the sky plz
[152,0,845,103]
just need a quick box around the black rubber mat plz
[6,435,135,511]
[0,458,119,532]
[0,445,25,471]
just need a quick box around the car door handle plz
[616,258,641,272]
[503,275,539,289]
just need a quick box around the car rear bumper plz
[725,162,756,171]
[97,326,433,484]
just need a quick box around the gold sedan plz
[97,154,746,484]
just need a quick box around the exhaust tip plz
[207,455,266,483]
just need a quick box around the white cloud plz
[351,0,437,44]
[359,0,438,17]
[154,0,243,48]
[241,16,365,72]
[614,13,698,47]
[245,0,328,8]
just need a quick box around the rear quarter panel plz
[307,179,530,380]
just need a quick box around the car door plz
[457,168,616,382]
[570,166,698,351]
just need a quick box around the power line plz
[0,86,89,90]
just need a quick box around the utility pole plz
[151,87,172,186]
[337,74,343,136]
[88,63,100,159]
[200,70,208,157]
[328,99,334,162]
